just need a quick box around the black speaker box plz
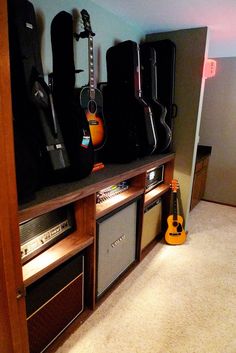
[26,254,84,353]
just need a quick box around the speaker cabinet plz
[141,198,162,250]
[26,254,84,353]
[96,200,139,299]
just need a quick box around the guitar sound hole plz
[88,100,97,114]
[173,221,178,227]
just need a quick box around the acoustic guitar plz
[165,179,186,245]
[80,9,106,150]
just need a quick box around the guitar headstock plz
[170,179,179,193]
[80,9,95,38]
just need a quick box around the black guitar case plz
[140,40,177,140]
[139,44,172,153]
[8,0,71,202]
[51,11,94,180]
[103,40,157,163]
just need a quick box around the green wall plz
[32,0,143,87]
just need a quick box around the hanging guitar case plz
[140,40,177,144]
[103,40,157,163]
[51,11,94,180]
[8,0,70,202]
[139,44,172,153]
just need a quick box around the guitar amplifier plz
[19,205,75,264]
[141,198,162,250]
[96,199,139,298]
[26,254,84,353]
[145,165,164,192]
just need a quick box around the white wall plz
[199,57,236,206]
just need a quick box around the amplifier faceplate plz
[21,220,70,262]
[146,165,164,192]
[20,205,75,263]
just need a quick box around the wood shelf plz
[144,183,170,206]
[18,153,175,223]
[23,232,94,287]
[96,187,144,219]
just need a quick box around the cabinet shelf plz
[23,232,94,287]
[96,187,144,219]
[18,153,175,223]
[144,183,170,206]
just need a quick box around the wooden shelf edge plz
[23,233,94,287]
[18,153,175,223]
[96,187,144,219]
[144,183,170,206]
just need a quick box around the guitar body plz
[165,179,187,245]
[80,10,106,152]
[80,85,105,150]
[165,214,187,245]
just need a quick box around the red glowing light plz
[204,59,217,78]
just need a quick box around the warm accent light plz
[204,59,217,78]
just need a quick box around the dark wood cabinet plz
[191,155,209,210]
[21,154,174,351]
[0,1,176,351]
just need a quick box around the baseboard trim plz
[202,199,236,208]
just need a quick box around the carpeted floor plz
[53,201,236,353]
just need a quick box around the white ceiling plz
[92,0,236,57]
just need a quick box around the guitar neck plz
[173,192,178,221]
[88,35,95,100]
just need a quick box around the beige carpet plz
[54,201,236,353]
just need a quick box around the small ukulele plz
[80,9,106,151]
[165,179,186,245]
